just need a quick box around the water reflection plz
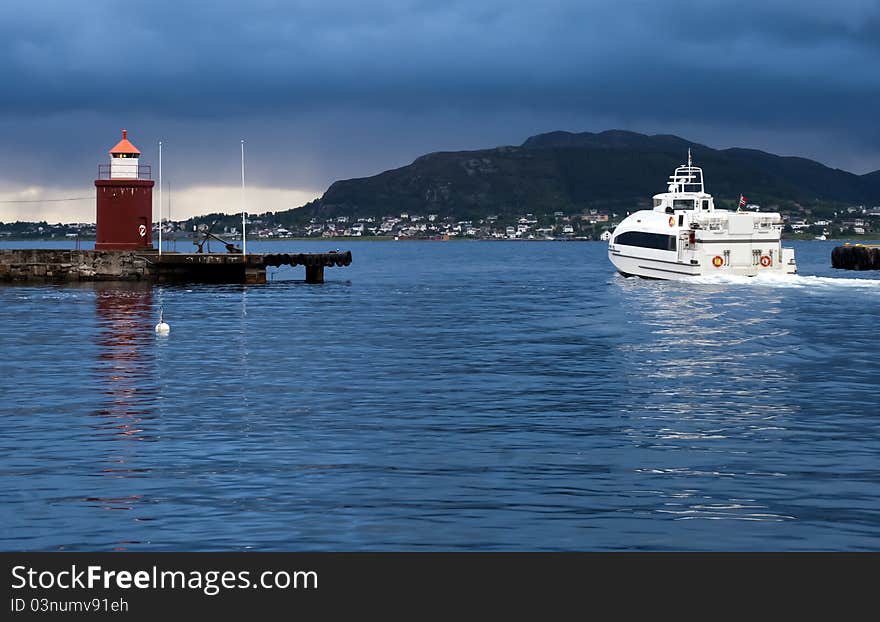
[611,277,801,523]
[94,283,156,430]
[74,283,166,551]
[90,283,157,524]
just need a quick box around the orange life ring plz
[668,216,675,227]
[760,255,772,267]
[712,255,724,268]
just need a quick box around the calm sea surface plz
[1,239,878,551]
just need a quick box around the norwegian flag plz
[739,195,747,208]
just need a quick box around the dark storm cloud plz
[1,0,879,192]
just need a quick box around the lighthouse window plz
[614,231,676,251]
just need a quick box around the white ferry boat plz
[607,151,797,279]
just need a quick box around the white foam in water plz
[689,272,880,290]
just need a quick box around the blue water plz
[1,240,878,551]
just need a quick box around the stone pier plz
[0,249,352,284]
[0,249,150,281]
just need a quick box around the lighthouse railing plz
[97,164,152,180]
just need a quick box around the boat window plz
[653,199,663,208]
[614,231,676,251]
[673,199,695,210]
[702,200,710,210]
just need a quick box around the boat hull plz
[608,249,701,280]
[608,247,797,280]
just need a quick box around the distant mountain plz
[521,129,694,152]
[862,169,880,186]
[275,130,880,224]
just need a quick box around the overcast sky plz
[1,0,878,222]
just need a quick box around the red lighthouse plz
[95,130,155,251]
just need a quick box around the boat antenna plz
[688,148,692,167]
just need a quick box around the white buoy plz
[155,307,170,335]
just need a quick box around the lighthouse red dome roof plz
[109,129,141,155]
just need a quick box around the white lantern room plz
[108,129,141,179]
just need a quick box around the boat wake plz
[689,272,880,290]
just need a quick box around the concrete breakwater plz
[0,249,352,283]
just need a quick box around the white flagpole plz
[241,139,246,256]
[158,141,163,256]
[168,182,173,251]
